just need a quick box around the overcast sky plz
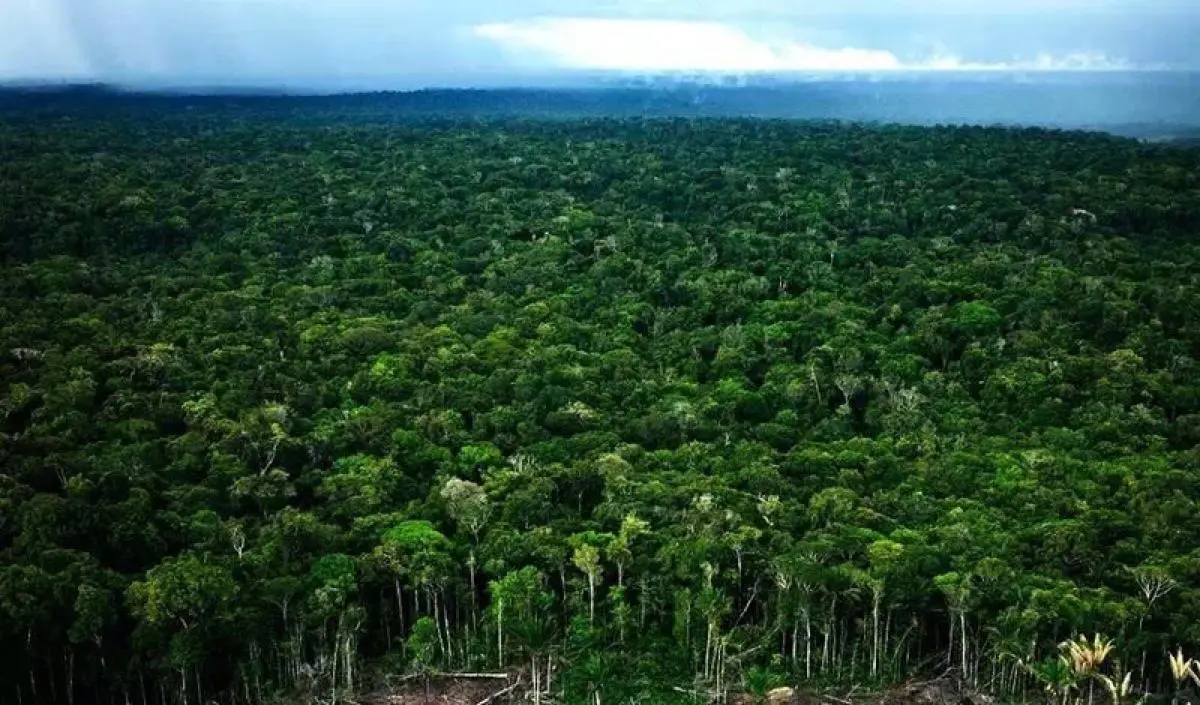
[3,0,1198,87]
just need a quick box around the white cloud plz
[474,17,1134,72]
[1027,51,1132,70]
[474,18,902,71]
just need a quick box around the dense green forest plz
[6,82,1200,141]
[3,96,1200,705]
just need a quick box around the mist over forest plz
[5,71,1200,140]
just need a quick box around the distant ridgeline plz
[1,97,1200,705]
[2,72,1200,140]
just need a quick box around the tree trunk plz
[331,615,339,705]
[959,612,968,686]
[587,575,596,626]
[532,656,540,705]
[470,549,479,630]
[947,610,955,670]
[639,578,647,630]
[496,598,504,668]
[345,630,355,694]
[883,610,892,677]
[704,621,713,680]
[804,607,813,680]
[432,589,447,657]
[441,588,455,666]
[871,591,881,679]
[822,621,831,675]
[716,638,726,700]
[1137,616,1147,689]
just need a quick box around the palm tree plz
[1168,649,1200,705]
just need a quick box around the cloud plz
[474,17,1135,72]
[919,50,1132,71]
[1,2,1174,85]
[474,18,902,71]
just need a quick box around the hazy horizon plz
[4,0,1200,90]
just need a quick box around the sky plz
[2,0,1199,88]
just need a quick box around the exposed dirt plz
[876,679,997,705]
[697,677,996,705]
[361,675,992,705]
[358,676,516,705]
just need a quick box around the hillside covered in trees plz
[2,94,1200,705]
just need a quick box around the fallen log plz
[474,680,520,705]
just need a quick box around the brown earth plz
[361,675,994,705]
[358,676,517,705]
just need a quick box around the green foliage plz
[308,553,358,619]
[407,616,439,677]
[127,555,238,630]
[2,98,1200,705]
[745,665,786,702]
[952,301,1003,336]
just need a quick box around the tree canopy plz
[2,93,1200,705]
